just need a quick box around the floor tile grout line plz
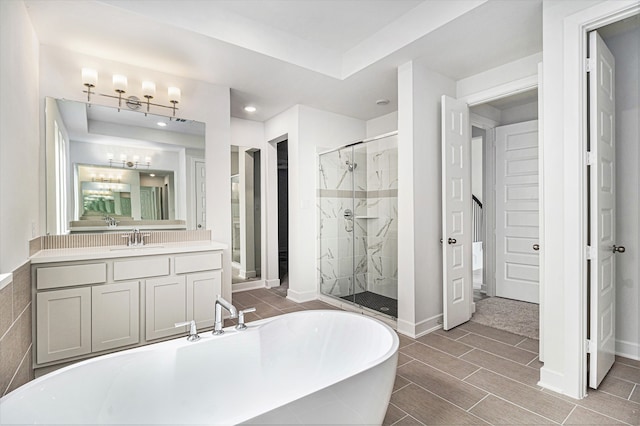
[462,330,536,352]
[461,366,483,382]
[462,365,558,394]
[572,404,634,426]
[461,347,541,373]
[401,355,482,385]
[526,356,542,367]
[629,383,637,401]
[489,391,565,425]
[460,325,529,346]
[541,388,637,424]
[559,402,577,425]
[457,347,476,359]
[389,414,409,426]
[459,374,570,425]
[514,336,529,347]
[398,372,490,415]
[391,382,411,394]
[465,392,490,412]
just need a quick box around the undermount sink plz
[110,245,164,251]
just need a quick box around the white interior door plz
[495,120,539,303]
[588,30,616,389]
[442,95,472,330]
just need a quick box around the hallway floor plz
[231,288,640,425]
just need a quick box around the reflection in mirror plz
[45,97,205,234]
[231,146,261,284]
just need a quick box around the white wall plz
[397,58,456,337]
[0,0,40,273]
[264,105,365,301]
[366,111,398,138]
[38,45,233,299]
[457,52,542,103]
[605,24,640,359]
[500,100,539,126]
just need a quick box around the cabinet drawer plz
[175,251,222,274]
[113,257,169,281]
[37,263,106,290]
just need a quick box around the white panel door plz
[441,95,472,330]
[495,120,539,303]
[588,30,617,389]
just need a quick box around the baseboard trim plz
[616,339,640,361]
[286,289,317,303]
[538,367,565,395]
[265,279,280,288]
[231,280,265,292]
[397,313,443,338]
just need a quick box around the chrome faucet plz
[213,295,237,335]
[121,228,150,247]
[104,215,118,227]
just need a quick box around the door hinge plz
[586,246,594,260]
[586,339,596,354]
[586,151,594,165]
[586,57,595,73]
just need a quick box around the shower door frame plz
[318,131,398,317]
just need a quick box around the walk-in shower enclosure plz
[318,132,398,318]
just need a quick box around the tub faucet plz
[213,295,237,335]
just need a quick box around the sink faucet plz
[104,215,118,227]
[213,295,237,335]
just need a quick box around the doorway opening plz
[277,140,289,288]
[468,89,540,340]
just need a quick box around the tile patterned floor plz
[231,288,640,425]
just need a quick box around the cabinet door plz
[92,281,140,352]
[145,276,186,340]
[36,287,91,364]
[187,270,221,329]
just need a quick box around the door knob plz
[533,244,540,251]
[448,238,457,245]
[613,245,626,253]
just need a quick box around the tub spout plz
[213,295,237,335]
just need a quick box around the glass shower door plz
[318,147,355,300]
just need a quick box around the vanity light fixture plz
[82,68,98,102]
[244,106,257,113]
[107,152,152,169]
[80,68,181,116]
[157,122,167,127]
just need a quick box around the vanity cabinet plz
[31,245,224,370]
[145,276,187,341]
[92,281,140,352]
[36,287,92,364]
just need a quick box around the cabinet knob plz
[448,238,457,245]
[613,245,626,254]
[533,244,540,251]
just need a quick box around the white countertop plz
[30,240,227,264]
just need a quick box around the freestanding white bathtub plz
[0,310,398,425]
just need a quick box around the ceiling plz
[25,0,542,122]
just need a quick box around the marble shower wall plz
[318,136,398,300]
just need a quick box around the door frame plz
[560,1,639,399]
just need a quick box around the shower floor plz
[340,291,398,318]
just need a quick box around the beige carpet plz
[471,297,539,339]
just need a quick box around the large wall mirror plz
[231,146,261,285]
[45,97,206,234]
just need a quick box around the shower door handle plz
[344,209,354,232]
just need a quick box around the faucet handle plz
[121,234,132,246]
[236,307,257,331]
[175,320,200,341]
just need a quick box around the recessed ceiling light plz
[376,99,390,106]
[150,173,156,177]
[157,122,167,127]
[244,106,257,113]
